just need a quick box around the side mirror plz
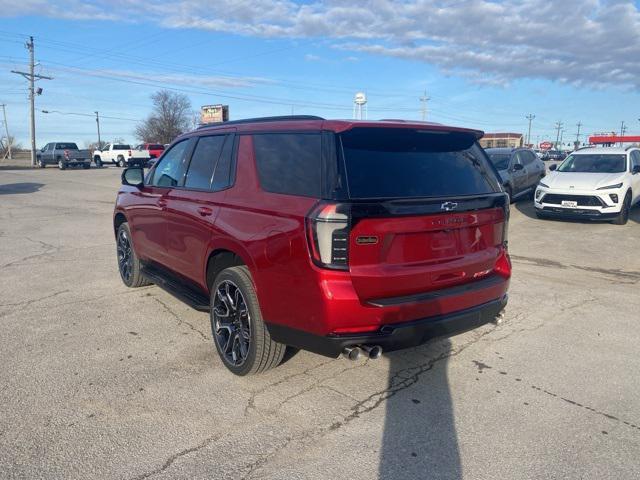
[549,164,557,171]
[512,163,524,171]
[633,165,640,175]
[122,167,144,188]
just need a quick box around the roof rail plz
[197,115,324,129]
[573,146,593,151]
[625,145,638,151]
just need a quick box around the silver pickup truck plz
[36,142,92,170]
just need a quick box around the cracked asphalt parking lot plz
[1,167,639,479]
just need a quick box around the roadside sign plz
[539,141,553,150]
[201,104,229,124]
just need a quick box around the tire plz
[94,156,103,168]
[117,156,126,168]
[116,222,151,288]
[210,266,285,376]
[38,158,46,168]
[58,159,67,170]
[82,162,90,169]
[612,192,631,225]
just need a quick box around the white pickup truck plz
[93,143,150,168]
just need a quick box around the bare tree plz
[1,135,21,158]
[135,90,192,144]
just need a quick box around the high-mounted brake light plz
[306,202,350,270]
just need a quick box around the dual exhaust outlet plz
[342,345,383,361]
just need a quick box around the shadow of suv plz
[114,116,511,375]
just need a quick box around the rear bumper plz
[267,295,508,358]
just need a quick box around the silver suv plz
[485,148,546,201]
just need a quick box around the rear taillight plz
[494,247,512,279]
[306,202,350,270]
[128,149,132,157]
[64,149,69,159]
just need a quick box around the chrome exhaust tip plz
[342,346,362,361]
[360,345,383,360]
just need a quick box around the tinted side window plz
[184,135,226,190]
[211,134,235,191]
[253,133,321,197]
[151,139,192,187]
[631,151,640,169]
[521,151,535,165]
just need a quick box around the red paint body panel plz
[115,118,509,349]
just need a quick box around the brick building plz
[479,132,524,149]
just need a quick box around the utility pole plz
[419,90,430,121]
[95,111,102,149]
[559,128,566,148]
[11,36,52,167]
[575,121,582,149]
[554,121,563,149]
[619,121,626,146]
[1,104,11,159]
[525,114,535,146]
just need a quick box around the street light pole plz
[1,104,11,159]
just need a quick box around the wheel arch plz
[113,212,127,238]
[205,249,249,291]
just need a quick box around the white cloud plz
[2,0,640,89]
[304,53,321,61]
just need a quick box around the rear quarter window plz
[253,133,322,197]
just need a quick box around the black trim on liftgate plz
[266,295,508,358]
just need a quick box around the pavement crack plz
[0,289,69,308]
[153,297,208,341]
[129,434,222,480]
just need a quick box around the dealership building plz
[479,133,524,149]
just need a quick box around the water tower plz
[353,92,367,120]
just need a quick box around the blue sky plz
[1,0,639,148]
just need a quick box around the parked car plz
[485,147,546,201]
[535,147,640,225]
[36,142,91,170]
[93,143,150,168]
[114,116,511,375]
[135,143,165,159]
[545,150,566,161]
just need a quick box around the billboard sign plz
[200,104,229,124]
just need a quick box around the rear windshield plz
[488,153,510,170]
[340,128,501,199]
[558,154,626,173]
[149,144,164,150]
[56,143,78,150]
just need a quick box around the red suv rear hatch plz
[307,127,509,304]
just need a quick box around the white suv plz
[534,147,640,225]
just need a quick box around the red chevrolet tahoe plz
[115,116,511,375]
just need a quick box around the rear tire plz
[95,156,103,168]
[210,266,285,376]
[116,222,151,288]
[117,156,126,168]
[82,162,90,169]
[612,192,631,225]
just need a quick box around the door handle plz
[197,206,213,217]
[157,199,167,208]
